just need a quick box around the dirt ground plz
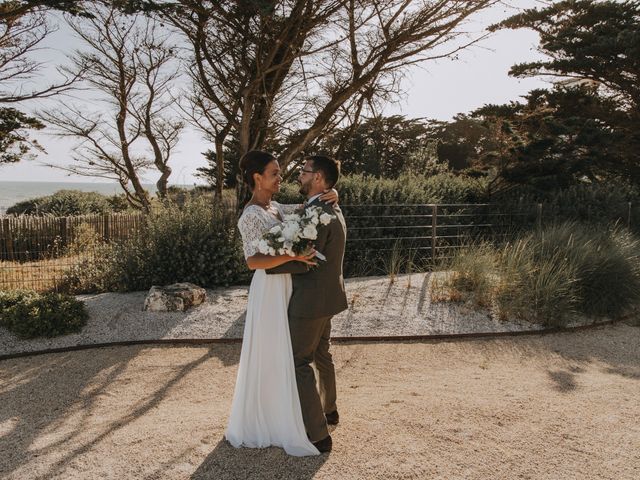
[1,323,639,480]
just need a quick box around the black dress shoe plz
[325,410,339,425]
[313,435,332,453]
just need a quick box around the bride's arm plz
[278,188,339,214]
[246,251,316,271]
[238,208,317,270]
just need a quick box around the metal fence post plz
[1,218,12,261]
[431,204,438,263]
[103,213,110,243]
[536,203,543,230]
[60,217,68,247]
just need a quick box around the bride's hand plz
[292,249,318,266]
[319,188,339,205]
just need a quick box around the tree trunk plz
[214,132,226,201]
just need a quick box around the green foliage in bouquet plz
[0,290,88,339]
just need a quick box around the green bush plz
[495,236,579,326]
[493,182,640,233]
[276,172,488,204]
[63,198,250,293]
[435,222,640,326]
[0,290,88,338]
[442,242,498,308]
[527,223,640,318]
[6,190,131,216]
[274,173,490,277]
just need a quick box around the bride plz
[225,150,338,456]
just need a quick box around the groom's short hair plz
[306,155,340,188]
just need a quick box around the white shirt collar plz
[305,193,322,205]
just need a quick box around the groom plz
[267,155,348,453]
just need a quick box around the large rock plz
[143,283,207,312]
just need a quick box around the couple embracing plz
[225,151,348,456]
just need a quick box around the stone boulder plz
[143,282,207,312]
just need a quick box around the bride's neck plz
[250,190,272,208]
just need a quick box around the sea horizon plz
[0,180,204,214]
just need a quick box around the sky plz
[1,1,551,185]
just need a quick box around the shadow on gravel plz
[542,325,640,382]
[191,439,327,480]
[0,346,215,480]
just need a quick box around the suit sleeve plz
[266,261,310,275]
[312,214,332,260]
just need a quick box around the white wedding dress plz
[225,202,319,456]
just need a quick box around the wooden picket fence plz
[0,201,635,292]
[0,213,143,262]
[0,213,143,292]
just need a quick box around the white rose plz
[268,247,276,256]
[257,239,269,254]
[284,213,300,222]
[302,224,317,239]
[269,225,281,234]
[320,213,333,225]
[282,222,301,241]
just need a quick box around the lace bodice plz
[237,201,300,259]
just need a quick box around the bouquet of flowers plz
[254,205,335,260]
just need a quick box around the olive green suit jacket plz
[266,198,348,319]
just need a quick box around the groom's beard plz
[298,180,310,197]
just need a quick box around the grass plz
[431,223,640,327]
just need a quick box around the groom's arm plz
[266,261,310,275]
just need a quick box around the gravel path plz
[0,273,607,357]
[1,323,638,479]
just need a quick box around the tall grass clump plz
[433,242,498,307]
[536,223,640,318]
[63,198,249,293]
[434,222,640,326]
[495,236,578,326]
[497,222,640,325]
[379,241,427,282]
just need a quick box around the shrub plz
[433,222,640,326]
[438,242,498,308]
[273,173,491,277]
[0,290,88,338]
[63,198,250,293]
[495,236,578,326]
[493,182,640,233]
[528,223,640,318]
[6,190,131,216]
[276,172,488,204]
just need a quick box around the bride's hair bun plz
[239,150,275,190]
